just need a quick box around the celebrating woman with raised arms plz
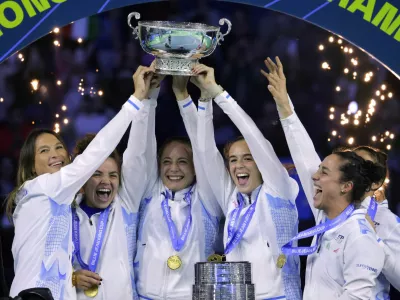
[192,64,301,300]
[6,65,155,300]
[133,75,222,300]
[262,57,386,299]
[70,70,165,300]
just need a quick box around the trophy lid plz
[138,20,219,32]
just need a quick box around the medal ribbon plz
[161,186,194,252]
[72,206,111,272]
[367,196,377,221]
[224,187,261,255]
[281,204,354,256]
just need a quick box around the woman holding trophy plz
[133,75,223,300]
[263,57,399,298]
[192,64,301,300]
[6,65,155,300]
[69,65,163,300]
[262,57,386,299]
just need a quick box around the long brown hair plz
[6,129,68,220]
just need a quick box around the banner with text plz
[0,0,399,77]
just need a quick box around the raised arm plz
[119,73,165,210]
[192,64,298,202]
[262,57,322,220]
[190,71,235,214]
[38,66,155,205]
[172,76,223,217]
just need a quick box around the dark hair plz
[353,146,388,187]
[6,129,68,220]
[157,136,193,162]
[334,151,386,202]
[223,136,245,160]
[73,134,121,172]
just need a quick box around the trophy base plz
[155,57,199,76]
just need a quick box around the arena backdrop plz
[0,0,399,78]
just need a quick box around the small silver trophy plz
[127,12,232,76]
[193,261,255,300]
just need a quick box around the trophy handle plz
[216,18,232,45]
[127,12,141,39]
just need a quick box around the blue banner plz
[0,0,399,78]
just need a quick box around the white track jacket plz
[196,91,301,300]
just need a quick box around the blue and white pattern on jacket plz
[267,193,301,300]
[36,197,70,300]
[122,207,139,300]
[200,201,219,258]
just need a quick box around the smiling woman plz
[5,64,155,300]
[263,56,388,299]
[74,134,121,209]
[158,137,195,193]
[6,129,69,218]
[193,63,301,299]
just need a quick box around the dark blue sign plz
[0,0,399,78]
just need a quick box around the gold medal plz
[84,285,99,297]
[167,255,182,270]
[277,254,287,269]
[207,254,224,262]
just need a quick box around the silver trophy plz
[193,262,255,300]
[127,12,232,76]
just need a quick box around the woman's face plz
[311,154,350,211]
[34,133,69,176]
[83,158,120,209]
[160,142,195,192]
[228,140,262,194]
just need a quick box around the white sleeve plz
[119,90,160,212]
[37,97,146,205]
[280,110,322,220]
[381,221,400,291]
[339,232,385,300]
[177,97,223,218]
[143,89,159,197]
[197,99,235,214]
[214,91,298,202]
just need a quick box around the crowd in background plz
[1,0,399,295]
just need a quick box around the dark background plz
[0,0,399,297]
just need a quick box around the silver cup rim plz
[138,20,219,32]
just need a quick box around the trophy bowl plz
[128,12,232,76]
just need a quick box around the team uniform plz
[10,96,147,300]
[196,91,301,300]
[71,94,158,300]
[360,196,400,297]
[280,106,385,299]
[134,96,223,300]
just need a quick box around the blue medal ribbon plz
[367,196,377,221]
[224,187,261,255]
[161,186,194,252]
[72,205,111,272]
[281,204,355,256]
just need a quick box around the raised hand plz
[191,64,223,98]
[132,65,156,100]
[260,57,292,118]
[172,76,190,101]
[73,269,102,291]
[149,61,165,90]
